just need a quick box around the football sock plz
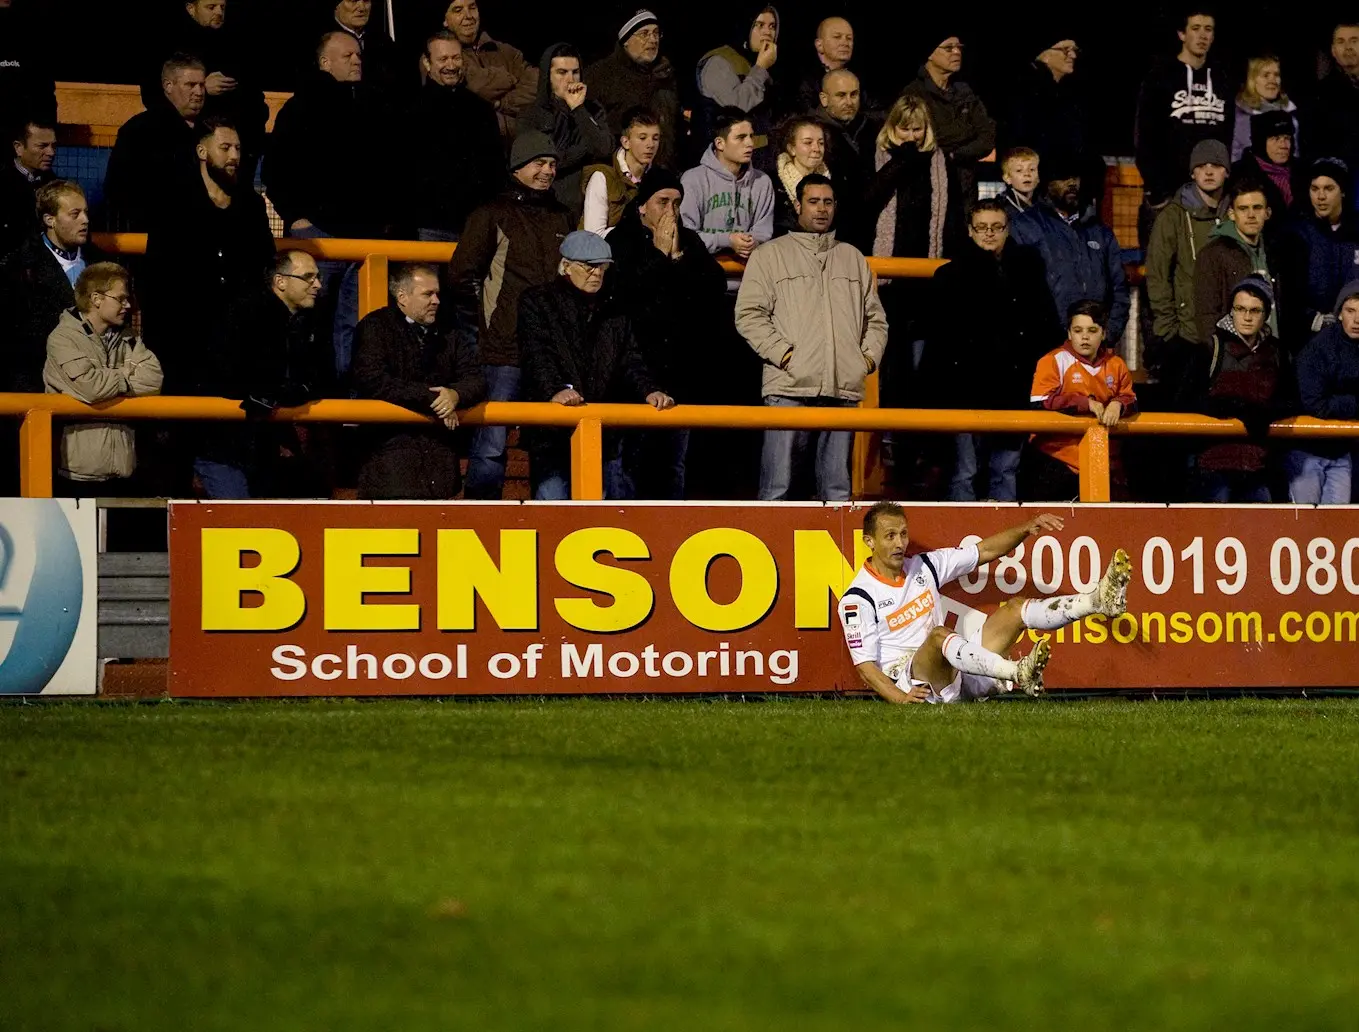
[1021,594,1096,630]
[942,632,1018,681]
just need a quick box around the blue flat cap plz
[560,231,613,265]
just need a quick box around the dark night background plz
[44,0,1352,154]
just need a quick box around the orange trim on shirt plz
[864,559,906,587]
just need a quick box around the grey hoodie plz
[679,147,775,256]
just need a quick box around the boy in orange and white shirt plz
[1027,299,1137,498]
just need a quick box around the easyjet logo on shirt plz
[886,591,934,631]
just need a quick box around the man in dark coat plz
[518,230,672,500]
[103,54,206,231]
[584,10,682,168]
[817,69,879,251]
[1000,33,1089,179]
[521,43,614,219]
[926,199,1060,501]
[0,181,104,393]
[448,131,573,499]
[326,0,410,100]
[140,0,269,178]
[145,117,275,394]
[1310,21,1359,200]
[1192,178,1283,346]
[409,30,504,241]
[195,250,335,499]
[351,262,486,499]
[1289,158,1359,342]
[608,168,740,498]
[1,116,55,259]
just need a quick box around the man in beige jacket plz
[44,262,163,493]
[735,174,887,500]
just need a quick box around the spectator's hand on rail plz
[553,388,584,406]
[441,414,459,430]
[1087,399,1105,421]
[646,391,675,410]
[1100,400,1122,427]
[730,232,756,259]
[205,72,238,95]
[429,386,459,419]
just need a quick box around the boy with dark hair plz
[678,106,774,260]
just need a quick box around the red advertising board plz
[168,502,1359,696]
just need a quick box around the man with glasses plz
[1176,276,1287,502]
[145,116,273,394]
[925,199,1057,501]
[903,30,995,206]
[43,262,163,495]
[1001,36,1090,190]
[585,10,681,167]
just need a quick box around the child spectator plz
[997,147,1040,218]
[1024,300,1137,500]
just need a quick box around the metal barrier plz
[5,392,1359,504]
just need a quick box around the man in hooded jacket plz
[521,42,614,220]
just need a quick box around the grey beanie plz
[510,131,557,170]
[1333,279,1359,317]
[1189,139,1230,174]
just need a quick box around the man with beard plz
[1011,160,1129,346]
[103,54,207,230]
[145,117,274,394]
[410,30,503,242]
[585,10,681,168]
[1,116,56,258]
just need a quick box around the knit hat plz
[618,9,658,42]
[1189,139,1230,173]
[560,230,614,265]
[634,167,683,207]
[1231,275,1275,317]
[1250,110,1294,153]
[1333,279,1359,316]
[1309,156,1351,193]
[510,131,557,170]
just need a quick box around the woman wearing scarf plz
[1231,109,1298,216]
[1232,54,1300,163]
[771,115,830,236]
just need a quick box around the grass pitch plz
[2,698,1358,1030]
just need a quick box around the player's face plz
[865,514,909,573]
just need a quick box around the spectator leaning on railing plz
[44,262,163,495]
[1289,282,1359,505]
[736,174,887,501]
[351,262,486,500]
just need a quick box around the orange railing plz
[5,392,1359,503]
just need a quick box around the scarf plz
[776,151,829,212]
[872,146,948,259]
[1254,156,1294,208]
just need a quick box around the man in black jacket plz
[1313,21,1359,200]
[0,181,104,393]
[196,250,334,498]
[584,10,681,168]
[519,230,672,499]
[521,43,614,219]
[103,54,206,231]
[266,30,394,377]
[145,117,275,393]
[410,30,503,241]
[140,1,269,179]
[817,69,877,250]
[926,199,1059,501]
[351,262,486,499]
[328,0,408,101]
[1,115,55,258]
[608,168,747,498]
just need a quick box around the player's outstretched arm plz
[856,662,929,704]
[976,514,1066,564]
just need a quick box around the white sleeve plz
[837,591,881,667]
[581,171,609,234]
[925,544,980,587]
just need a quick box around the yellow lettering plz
[1280,611,1302,643]
[437,529,538,630]
[671,528,777,632]
[553,528,653,632]
[1197,611,1223,643]
[792,530,869,629]
[1226,612,1261,644]
[200,528,305,631]
[1333,611,1359,643]
[1169,611,1194,644]
[1083,614,1107,645]
[323,529,419,631]
[1306,611,1330,643]
[1112,613,1138,644]
[1141,611,1166,643]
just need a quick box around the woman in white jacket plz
[43,262,163,493]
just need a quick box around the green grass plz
[2,698,1358,1030]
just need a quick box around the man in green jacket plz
[1192,177,1281,345]
[1145,139,1228,377]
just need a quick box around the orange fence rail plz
[5,393,1359,504]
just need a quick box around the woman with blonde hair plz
[864,94,959,260]
[771,114,830,235]
[1233,54,1300,162]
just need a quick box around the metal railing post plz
[357,254,390,319]
[1078,425,1111,502]
[19,408,53,498]
[570,418,604,500]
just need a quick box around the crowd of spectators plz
[2,1,1359,505]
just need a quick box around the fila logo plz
[886,591,934,631]
[878,598,894,609]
